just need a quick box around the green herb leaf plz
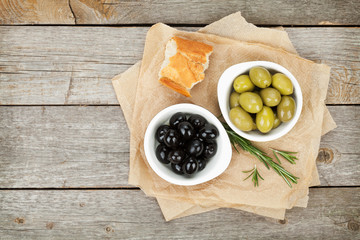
[272,149,298,165]
[243,165,264,187]
[221,122,299,188]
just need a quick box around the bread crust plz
[172,36,213,64]
[159,36,213,97]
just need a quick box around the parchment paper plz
[131,25,330,206]
[112,12,336,220]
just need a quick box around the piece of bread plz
[159,36,213,97]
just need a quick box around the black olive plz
[179,140,185,147]
[177,121,195,141]
[167,149,186,164]
[155,125,170,143]
[188,114,207,130]
[182,157,199,175]
[197,157,207,171]
[171,162,184,175]
[194,133,205,141]
[155,144,170,164]
[202,140,217,159]
[185,139,204,157]
[169,112,187,128]
[195,132,200,139]
[163,129,180,148]
[154,113,216,176]
[199,123,219,140]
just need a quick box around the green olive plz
[273,112,281,129]
[229,92,240,108]
[249,67,272,88]
[229,107,254,132]
[256,106,274,133]
[259,87,281,107]
[239,92,263,114]
[233,75,255,93]
[252,121,257,130]
[277,96,296,122]
[272,73,293,95]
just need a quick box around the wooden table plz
[0,1,359,239]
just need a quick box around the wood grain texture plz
[0,106,130,188]
[0,106,358,188]
[0,0,75,24]
[286,28,360,104]
[0,188,359,239]
[1,0,359,25]
[0,26,359,105]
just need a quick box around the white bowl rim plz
[144,103,232,186]
[217,61,303,142]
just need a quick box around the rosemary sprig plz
[221,122,299,188]
[222,122,271,169]
[265,159,299,187]
[243,165,264,187]
[272,149,298,164]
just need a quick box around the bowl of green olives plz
[144,103,232,186]
[218,61,303,142]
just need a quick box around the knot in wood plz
[46,222,54,229]
[105,226,112,232]
[348,221,359,231]
[14,217,25,224]
[316,148,334,163]
[278,218,288,225]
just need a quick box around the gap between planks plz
[0,104,358,107]
[1,186,359,190]
[0,24,359,27]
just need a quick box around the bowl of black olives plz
[218,61,303,142]
[144,103,232,186]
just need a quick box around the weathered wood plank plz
[286,28,360,104]
[0,27,358,105]
[0,0,75,24]
[0,188,359,239]
[1,0,359,25]
[0,106,358,188]
[0,106,130,188]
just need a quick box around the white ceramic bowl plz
[144,103,232,186]
[217,61,303,142]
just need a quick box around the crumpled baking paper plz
[112,12,336,221]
